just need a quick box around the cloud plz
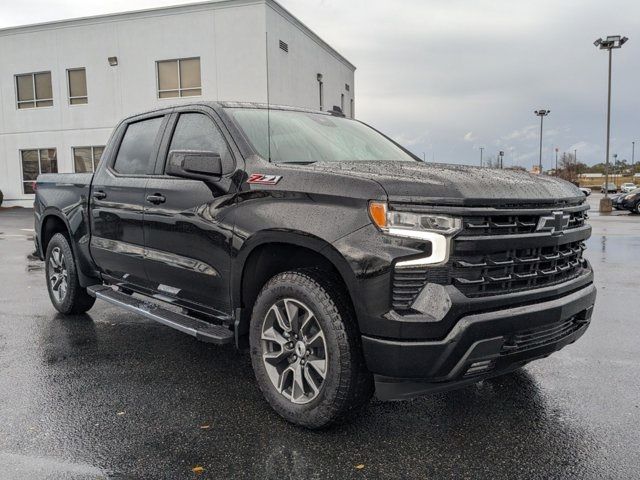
[1,0,638,166]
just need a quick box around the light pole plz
[555,148,559,176]
[632,141,635,171]
[574,149,578,182]
[534,109,550,174]
[479,147,484,167]
[594,35,628,211]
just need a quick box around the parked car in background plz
[601,183,618,194]
[621,183,637,193]
[579,187,592,197]
[611,193,626,210]
[620,188,640,214]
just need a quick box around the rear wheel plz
[635,202,640,215]
[45,233,95,314]
[249,268,373,428]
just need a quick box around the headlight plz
[368,202,461,236]
[368,201,461,267]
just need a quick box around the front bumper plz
[363,283,596,400]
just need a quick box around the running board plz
[87,285,234,345]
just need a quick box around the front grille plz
[461,210,587,236]
[451,241,586,297]
[500,316,584,355]
[390,202,591,311]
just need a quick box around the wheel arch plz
[39,208,100,288]
[232,230,359,347]
[40,211,72,255]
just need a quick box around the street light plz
[594,35,629,211]
[479,146,484,167]
[534,109,550,174]
[555,148,559,176]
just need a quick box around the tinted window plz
[168,113,232,172]
[113,117,164,175]
[227,108,415,164]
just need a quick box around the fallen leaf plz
[355,464,365,470]
[116,411,126,416]
[192,466,205,474]
[200,425,211,429]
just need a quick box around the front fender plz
[231,228,360,309]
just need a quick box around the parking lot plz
[0,196,639,479]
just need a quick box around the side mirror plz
[166,150,223,181]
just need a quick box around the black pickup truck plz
[34,102,596,428]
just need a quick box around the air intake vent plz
[345,83,350,91]
[279,40,288,52]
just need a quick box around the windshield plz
[227,108,416,163]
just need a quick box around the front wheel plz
[249,268,373,429]
[45,233,96,314]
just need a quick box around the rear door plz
[143,107,241,317]
[90,113,169,288]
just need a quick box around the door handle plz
[146,194,166,205]
[92,190,107,200]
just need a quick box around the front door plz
[143,110,240,317]
[90,114,168,288]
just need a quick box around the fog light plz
[464,360,495,377]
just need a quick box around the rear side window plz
[113,117,164,175]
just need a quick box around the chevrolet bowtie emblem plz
[536,211,570,235]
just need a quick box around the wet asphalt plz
[0,196,639,479]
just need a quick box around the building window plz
[68,68,88,105]
[156,58,201,98]
[16,72,53,109]
[341,93,345,112]
[345,83,350,92]
[318,81,324,111]
[73,146,104,172]
[350,98,354,119]
[21,149,57,193]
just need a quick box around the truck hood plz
[296,161,584,206]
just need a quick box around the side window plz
[168,113,233,172]
[113,117,164,175]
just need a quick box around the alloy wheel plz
[261,298,328,404]
[49,246,68,303]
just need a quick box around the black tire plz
[636,202,640,215]
[45,233,96,314]
[249,268,373,429]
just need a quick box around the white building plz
[0,0,356,207]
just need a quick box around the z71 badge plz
[247,174,283,185]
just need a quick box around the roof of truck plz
[126,101,339,119]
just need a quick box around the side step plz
[87,285,234,345]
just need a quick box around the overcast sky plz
[1,0,638,168]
